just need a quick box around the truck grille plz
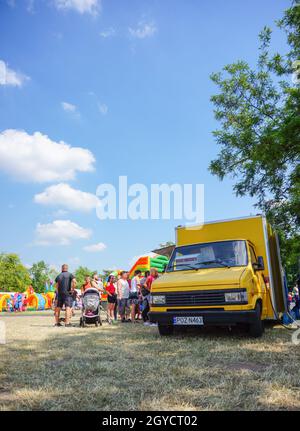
[164,290,226,307]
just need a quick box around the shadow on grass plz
[1,317,299,411]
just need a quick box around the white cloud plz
[0,60,29,87]
[54,0,100,15]
[100,27,116,38]
[34,183,101,212]
[129,21,157,39]
[61,101,80,119]
[88,92,108,115]
[67,256,80,266]
[52,209,69,217]
[0,129,95,182]
[35,219,92,246]
[98,102,108,115]
[61,101,77,112]
[83,242,106,252]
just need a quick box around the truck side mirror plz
[253,256,264,271]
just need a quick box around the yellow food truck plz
[149,215,286,337]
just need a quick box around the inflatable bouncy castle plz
[26,292,55,311]
[0,289,55,312]
[0,294,14,312]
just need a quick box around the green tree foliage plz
[101,269,116,280]
[159,241,175,248]
[210,1,300,284]
[29,261,52,293]
[0,253,31,292]
[74,266,96,287]
[280,233,300,286]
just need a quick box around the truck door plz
[249,244,267,317]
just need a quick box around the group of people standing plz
[54,263,159,327]
[105,268,158,325]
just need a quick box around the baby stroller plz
[80,288,102,327]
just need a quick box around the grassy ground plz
[0,310,300,411]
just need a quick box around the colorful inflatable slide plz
[129,254,169,278]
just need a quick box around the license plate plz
[173,316,204,325]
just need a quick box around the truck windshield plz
[166,240,248,272]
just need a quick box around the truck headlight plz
[224,291,248,303]
[151,295,166,305]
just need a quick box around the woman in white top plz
[117,271,130,322]
[91,273,104,296]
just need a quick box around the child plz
[81,275,91,294]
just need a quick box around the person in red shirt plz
[146,268,159,291]
[143,268,159,325]
[106,275,117,320]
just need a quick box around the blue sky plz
[0,0,290,272]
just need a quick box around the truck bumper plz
[149,309,257,326]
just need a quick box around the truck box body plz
[149,215,286,336]
[176,216,286,318]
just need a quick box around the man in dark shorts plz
[54,264,76,327]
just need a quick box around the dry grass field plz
[0,311,300,411]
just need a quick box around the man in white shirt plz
[117,271,130,322]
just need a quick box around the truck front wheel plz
[158,324,174,336]
[249,302,264,338]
